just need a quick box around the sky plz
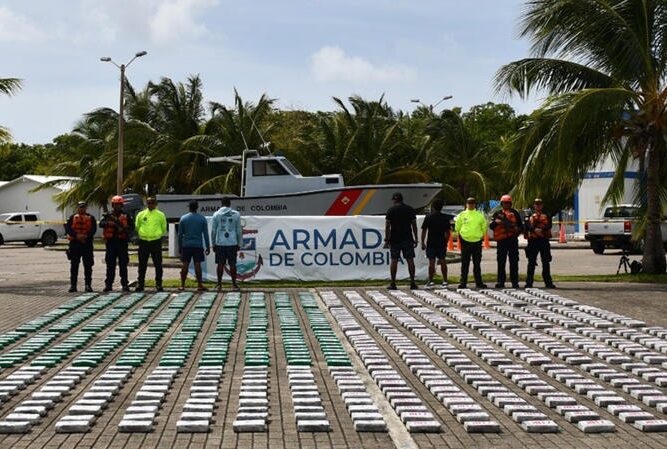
[0,0,540,144]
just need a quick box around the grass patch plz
[148,279,392,289]
[146,272,667,288]
[550,273,667,283]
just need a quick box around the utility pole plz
[100,51,148,195]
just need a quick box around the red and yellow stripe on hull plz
[324,188,378,216]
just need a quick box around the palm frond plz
[495,58,613,99]
[0,78,22,96]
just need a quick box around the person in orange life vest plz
[489,194,524,288]
[65,201,97,293]
[100,195,132,292]
[525,198,556,289]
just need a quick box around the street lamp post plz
[411,95,453,113]
[100,51,148,195]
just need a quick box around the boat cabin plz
[243,153,344,197]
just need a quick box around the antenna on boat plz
[247,109,271,155]
[239,127,250,153]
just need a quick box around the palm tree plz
[45,108,121,210]
[202,90,276,194]
[425,109,506,204]
[302,96,431,185]
[127,81,276,195]
[1,78,22,142]
[496,0,667,273]
[126,75,210,193]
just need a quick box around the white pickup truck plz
[584,205,667,254]
[0,212,65,247]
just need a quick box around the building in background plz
[0,175,79,222]
[572,158,639,236]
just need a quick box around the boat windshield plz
[252,159,289,176]
[280,158,301,175]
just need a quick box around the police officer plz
[455,197,488,289]
[525,198,556,289]
[135,197,167,292]
[490,194,523,288]
[65,201,97,292]
[100,195,131,292]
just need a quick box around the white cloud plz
[0,6,45,43]
[149,0,218,45]
[68,0,218,45]
[311,46,416,83]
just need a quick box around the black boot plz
[85,284,93,292]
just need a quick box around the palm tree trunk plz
[642,140,666,274]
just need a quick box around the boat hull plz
[156,184,441,220]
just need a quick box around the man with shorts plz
[211,197,243,290]
[384,192,418,290]
[177,200,210,291]
[421,199,453,288]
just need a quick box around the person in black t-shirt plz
[384,192,418,290]
[420,199,453,289]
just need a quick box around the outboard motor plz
[121,194,144,219]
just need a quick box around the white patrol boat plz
[152,150,441,220]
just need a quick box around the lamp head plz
[100,57,112,62]
[135,51,147,57]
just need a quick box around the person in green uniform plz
[135,197,167,292]
[455,197,488,289]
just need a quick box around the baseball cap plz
[76,201,87,208]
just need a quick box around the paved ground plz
[0,246,666,449]
[0,243,650,294]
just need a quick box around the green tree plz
[45,110,122,210]
[0,143,51,180]
[1,77,22,142]
[424,109,507,204]
[126,75,209,193]
[196,89,276,194]
[302,96,431,185]
[496,0,667,273]
[462,102,526,147]
[265,110,323,175]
